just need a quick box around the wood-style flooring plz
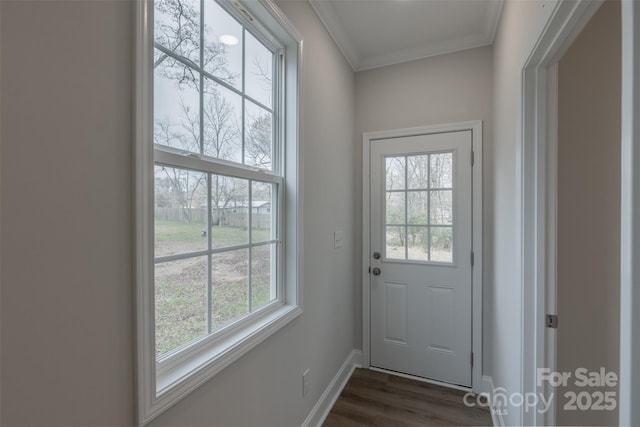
[322,368,492,427]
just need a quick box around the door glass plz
[385,192,405,225]
[384,151,454,263]
[407,155,429,189]
[430,152,453,188]
[430,190,453,225]
[407,191,428,225]
[431,227,453,262]
[385,157,405,190]
[407,226,429,261]
[386,226,406,260]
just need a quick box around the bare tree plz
[245,114,272,169]
[251,56,272,94]
[153,1,285,228]
[177,86,245,226]
[154,122,207,223]
[202,87,240,159]
[154,0,237,86]
[244,54,274,169]
[153,0,246,223]
[154,167,207,224]
[155,0,199,67]
[211,177,247,227]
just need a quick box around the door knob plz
[372,267,381,276]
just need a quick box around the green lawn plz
[155,219,271,247]
[156,271,273,356]
[154,219,274,357]
[155,220,204,243]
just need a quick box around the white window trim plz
[134,0,303,424]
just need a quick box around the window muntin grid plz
[152,0,283,359]
[153,0,277,171]
[384,152,454,263]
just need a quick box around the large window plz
[153,0,281,359]
[135,0,301,423]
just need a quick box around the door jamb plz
[524,2,640,423]
[361,120,483,393]
[619,1,640,424]
[520,1,603,425]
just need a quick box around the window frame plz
[134,0,303,424]
[382,151,457,265]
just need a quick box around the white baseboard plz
[301,349,362,427]
[482,375,504,427]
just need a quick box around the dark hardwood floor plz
[322,368,493,427]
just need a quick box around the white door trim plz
[619,1,640,424]
[362,120,483,393]
[520,1,604,426]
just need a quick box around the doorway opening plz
[520,0,625,425]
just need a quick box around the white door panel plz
[370,130,472,387]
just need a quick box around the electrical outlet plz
[302,369,310,397]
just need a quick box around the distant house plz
[207,201,271,214]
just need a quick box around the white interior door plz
[369,130,473,387]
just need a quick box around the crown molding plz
[309,0,359,70]
[356,33,493,72]
[309,0,504,72]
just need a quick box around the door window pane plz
[407,191,429,225]
[408,155,430,189]
[386,157,405,190]
[431,227,453,263]
[407,226,429,261]
[155,257,208,357]
[211,249,249,330]
[383,151,455,264]
[155,166,208,257]
[386,192,405,225]
[386,226,406,260]
[430,152,453,188]
[430,190,453,225]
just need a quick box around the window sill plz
[150,303,302,422]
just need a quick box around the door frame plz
[524,2,640,425]
[519,1,604,425]
[361,120,483,393]
[619,1,640,424]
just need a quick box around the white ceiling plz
[309,0,504,72]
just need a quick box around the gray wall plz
[354,45,493,372]
[0,0,357,425]
[1,2,134,424]
[491,0,555,424]
[557,1,621,425]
